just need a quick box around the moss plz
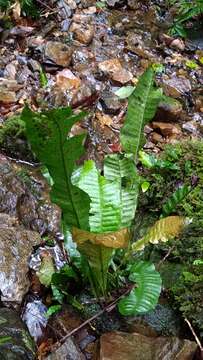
[171,263,203,335]
[138,140,203,336]
[139,140,203,219]
[0,115,25,143]
[0,115,35,161]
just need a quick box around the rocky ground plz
[0,0,203,359]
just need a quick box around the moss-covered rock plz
[0,115,34,161]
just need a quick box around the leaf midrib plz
[56,120,80,228]
[134,73,153,161]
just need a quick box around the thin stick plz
[36,0,54,12]
[185,318,203,351]
[51,287,132,350]
[157,245,176,269]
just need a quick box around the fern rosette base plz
[72,227,130,297]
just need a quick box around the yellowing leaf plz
[132,216,189,251]
[72,227,130,249]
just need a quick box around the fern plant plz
[22,67,187,315]
[169,0,203,37]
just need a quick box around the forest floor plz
[0,0,203,359]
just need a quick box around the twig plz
[157,245,176,269]
[7,156,40,167]
[50,287,132,350]
[36,0,54,12]
[185,318,203,351]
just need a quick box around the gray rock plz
[27,59,41,72]
[107,0,125,6]
[162,77,191,98]
[0,214,41,304]
[100,91,122,114]
[45,337,85,360]
[0,308,36,360]
[0,155,60,236]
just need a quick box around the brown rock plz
[150,131,164,143]
[159,33,173,46]
[98,59,133,83]
[96,112,113,128]
[1,74,22,103]
[99,331,197,360]
[0,89,16,103]
[70,22,94,45]
[155,98,183,122]
[170,38,185,51]
[152,122,181,137]
[162,77,191,98]
[111,68,133,84]
[44,41,73,67]
[56,69,81,90]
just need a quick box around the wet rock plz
[16,66,32,84]
[99,331,197,360]
[151,121,181,137]
[61,19,72,32]
[125,32,156,61]
[95,112,113,128]
[0,78,22,103]
[44,41,73,67]
[71,81,98,108]
[0,89,16,103]
[80,0,95,7]
[4,62,17,79]
[45,338,85,360]
[56,69,81,91]
[72,48,95,69]
[70,22,94,45]
[22,299,48,342]
[100,91,122,114]
[0,156,60,235]
[0,78,22,91]
[0,214,41,304]
[29,244,66,272]
[182,120,199,135]
[150,131,164,144]
[98,59,133,84]
[162,77,191,98]
[0,308,36,360]
[127,0,140,9]
[107,0,125,6]
[155,97,183,122]
[9,26,34,37]
[27,59,41,72]
[170,38,185,51]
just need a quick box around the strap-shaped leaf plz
[120,68,162,159]
[104,154,139,228]
[118,261,161,315]
[22,106,90,230]
[71,160,121,233]
[132,216,187,251]
[78,241,113,297]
